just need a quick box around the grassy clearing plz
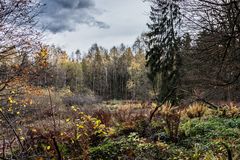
[1,88,240,159]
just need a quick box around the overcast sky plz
[40,0,150,54]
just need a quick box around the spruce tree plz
[146,0,182,104]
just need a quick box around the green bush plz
[90,133,166,160]
[90,139,120,160]
[181,117,240,144]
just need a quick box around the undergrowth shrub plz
[156,102,181,142]
[20,106,109,160]
[181,117,240,144]
[218,102,240,118]
[92,108,112,127]
[185,102,207,119]
[64,106,109,159]
[113,105,148,124]
[90,133,166,160]
[112,104,151,138]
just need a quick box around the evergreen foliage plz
[146,0,182,104]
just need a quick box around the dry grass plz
[185,102,207,119]
[3,87,240,159]
[112,103,151,125]
[220,102,240,118]
[156,102,182,142]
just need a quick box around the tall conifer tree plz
[146,0,182,104]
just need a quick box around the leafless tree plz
[0,0,42,96]
[179,0,240,101]
[182,0,240,86]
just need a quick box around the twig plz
[52,136,62,160]
[0,111,24,151]
[195,98,219,110]
[220,142,233,160]
[2,137,5,159]
[47,87,56,132]
[149,88,176,122]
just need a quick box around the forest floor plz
[1,88,240,159]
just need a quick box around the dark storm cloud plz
[40,0,110,33]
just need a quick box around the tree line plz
[1,0,239,104]
[29,42,153,100]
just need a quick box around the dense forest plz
[1,0,240,159]
[31,42,152,100]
